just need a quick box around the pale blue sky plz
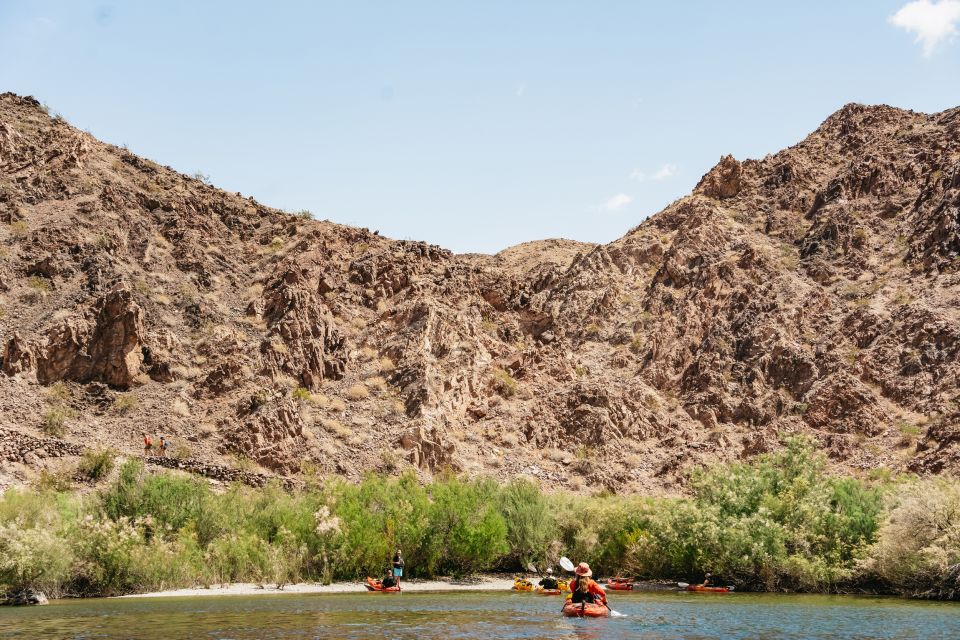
[2,1,958,253]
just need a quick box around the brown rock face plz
[1,91,959,491]
[36,285,145,388]
[696,155,743,199]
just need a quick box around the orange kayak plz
[686,585,729,593]
[561,601,609,617]
[606,579,633,591]
[536,587,562,596]
[366,577,400,592]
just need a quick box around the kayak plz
[686,585,730,593]
[561,600,609,618]
[366,577,400,592]
[535,587,562,595]
[558,578,571,592]
[606,580,633,591]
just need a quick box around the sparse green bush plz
[492,368,517,398]
[78,449,116,481]
[112,393,138,415]
[26,275,50,292]
[41,406,74,437]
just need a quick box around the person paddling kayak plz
[538,568,559,590]
[699,572,713,587]
[569,563,607,607]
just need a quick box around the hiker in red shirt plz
[143,433,152,457]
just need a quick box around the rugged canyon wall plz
[1,93,958,491]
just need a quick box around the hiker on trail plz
[569,563,607,606]
[143,434,152,457]
[392,549,405,583]
[159,437,169,457]
[381,568,397,589]
[538,568,559,590]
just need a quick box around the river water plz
[1,590,957,639]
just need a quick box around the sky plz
[1,1,959,254]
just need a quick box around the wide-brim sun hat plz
[575,562,592,577]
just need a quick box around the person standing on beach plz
[392,549,405,584]
[159,436,168,457]
[143,433,152,457]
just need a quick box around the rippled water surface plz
[1,590,958,639]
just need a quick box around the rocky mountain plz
[1,92,958,492]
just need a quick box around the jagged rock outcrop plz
[36,285,146,388]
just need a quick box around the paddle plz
[558,557,624,617]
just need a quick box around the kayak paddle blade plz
[677,582,689,588]
[559,557,575,573]
[526,562,538,573]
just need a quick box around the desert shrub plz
[426,476,509,576]
[620,438,885,591]
[292,387,312,403]
[100,460,209,533]
[864,477,960,596]
[492,368,517,398]
[346,384,369,400]
[0,520,73,597]
[78,449,116,481]
[41,406,74,437]
[112,394,138,415]
[0,489,74,597]
[498,478,553,567]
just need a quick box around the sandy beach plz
[120,576,518,599]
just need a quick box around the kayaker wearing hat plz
[568,562,607,606]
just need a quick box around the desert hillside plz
[1,92,958,491]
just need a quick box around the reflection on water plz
[1,590,958,639]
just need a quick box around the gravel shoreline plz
[119,576,518,599]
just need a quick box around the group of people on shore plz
[142,433,170,457]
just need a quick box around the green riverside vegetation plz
[1,438,958,600]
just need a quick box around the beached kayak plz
[561,601,609,617]
[365,577,400,592]
[686,585,730,593]
[606,579,633,591]
[535,587,562,595]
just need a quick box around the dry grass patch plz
[346,384,369,401]
[365,376,387,391]
[329,397,347,412]
[171,365,202,380]
[378,357,395,373]
[112,393,138,415]
[172,399,191,417]
[321,418,353,439]
[360,346,377,361]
